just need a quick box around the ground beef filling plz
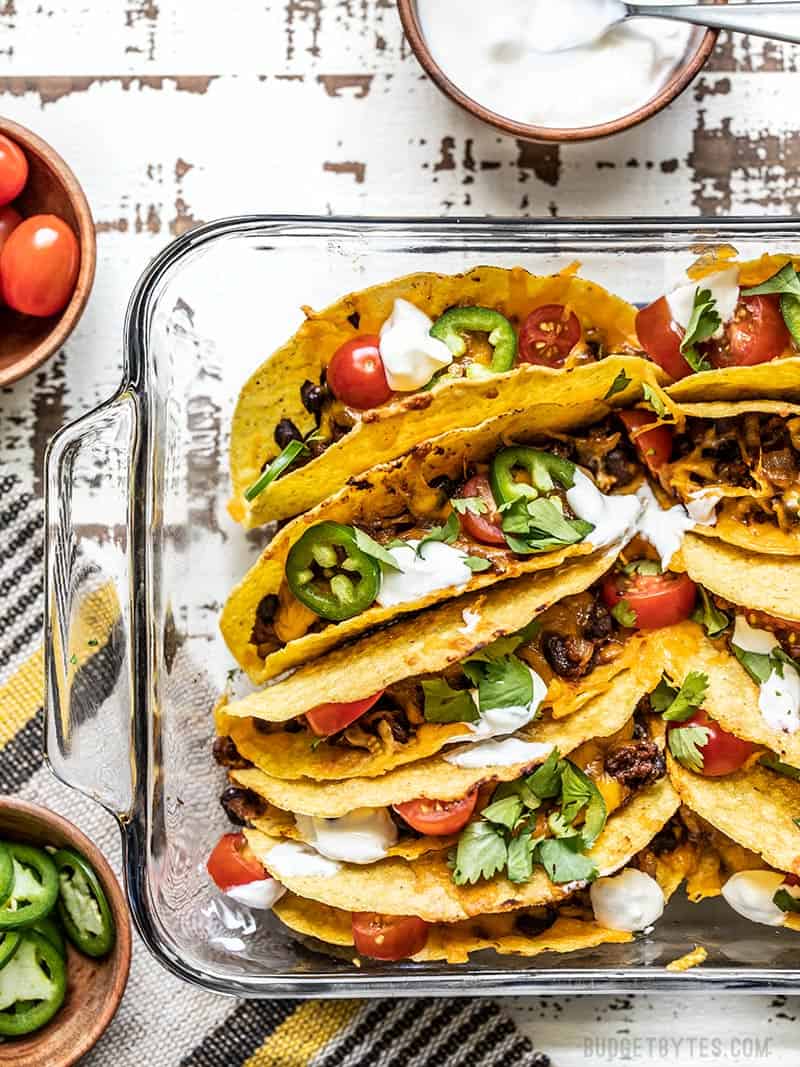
[604,739,666,790]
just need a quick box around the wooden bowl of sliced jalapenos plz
[0,800,131,1067]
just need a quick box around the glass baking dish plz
[43,217,800,997]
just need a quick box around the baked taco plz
[229,265,656,526]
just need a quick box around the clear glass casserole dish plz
[44,217,800,997]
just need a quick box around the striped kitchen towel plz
[0,471,549,1066]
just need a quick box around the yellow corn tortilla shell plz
[674,534,800,623]
[250,807,452,862]
[244,778,679,922]
[222,394,654,683]
[668,756,800,875]
[230,265,650,526]
[665,254,800,403]
[272,894,631,963]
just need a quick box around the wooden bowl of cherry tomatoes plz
[0,117,96,387]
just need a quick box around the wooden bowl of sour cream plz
[398,0,718,143]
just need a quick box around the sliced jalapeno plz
[285,522,381,622]
[26,915,65,959]
[0,931,21,971]
[0,844,58,930]
[781,293,800,346]
[430,306,517,373]
[490,446,577,509]
[52,849,115,959]
[0,931,67,1036]
[0,843,14,908]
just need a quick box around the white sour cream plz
[448,667,548,744]
[566,469,642,550]
[375,540,472,608]
[686,489,722,526]
[267,841,341,879]
[590,868,665,932]
[666,267,740,339]
[444,737,554,769]
[733,617,800,735]
[295,808,398,865]
[225,878,286,911]
[721,870,800,927]
[635,482,699,568]
[417,0,694,130]
[379,299,452,392]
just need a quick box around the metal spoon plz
[625,2,800,45]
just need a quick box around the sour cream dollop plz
[448,667,548,745]
[375,540,473,608]
[566,469,641,549]
[666,267,740,339]
[295,808,398,865]
[722,870,800,927]
[225,878,286,911]
[444,737,554,769]
[590,868,665,932]
[635,482,703,568]
[267,841,341,879]
[379,299,453,392]
[733,616,800,735]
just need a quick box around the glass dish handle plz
[44,391,139,819]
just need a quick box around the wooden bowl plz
[0,799,131,1067]
[398,0,718,143]
[0,117,96,387]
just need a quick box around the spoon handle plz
[626,2,800,44]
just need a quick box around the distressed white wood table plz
[1,3,799,1063]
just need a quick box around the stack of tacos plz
[209,256,800,967]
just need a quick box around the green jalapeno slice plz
[0,931,67,1036]
[0,845,58,930]
[0,932,21,972]
[52,849,115,959]
[286,522,381,621]
[430,307,517,373]
[26,915,66,959]
[0,844,14,908]
[490,446,577,508]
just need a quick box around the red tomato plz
[326,335,392,409]
[636,297,691,380]
[207,832,266,891]
[393,790,478,836]
[351,913,429,961]
[518,304,582,366]
[709,295,790,368]
[602,569,697,630]
[0,135,28,207]
[457,474,505,546]
[0,214,80,317]
[618,409,673,472]
[0,205,21,255]
[667,709,757,777]
[305,691,385,737]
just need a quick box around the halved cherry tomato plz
[457,474,505,546]
[636,296,691,380]
[618,409,673,472]
[351,913,429,961]
[305,690,385,737]
[667,709,757,777]
[0,214,80,317]
[602,569,697,630]
[708,295,790,368]
[393,790,478,836]
[326,335,392,410]
[518,304,581,366]
[0,134,28,207]
[207,832,266,891]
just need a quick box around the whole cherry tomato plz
[305,691,385,737]
[393,790,478,836]
[1,214,80,317]
[519,304,582,366]
[0,134,28,206]
[326,335,392,409]
[351,913,429,961]
[457,474,506,546]
[602,568,697,629]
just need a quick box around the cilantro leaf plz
[352,528,402,571]
[534,837,598,885]
[773,888,800,914]
[668,724,711,772]
[527,749,563,799]
[742,262,800,299]
[641,382,671,419]
[451,821,508,885]
[502,497,593,553]
[470,620,541,664]
[680,287,721,371]
[451,497,488,516]
[422,679,477,723]
[732,645,774,686]
[559,761,607,847]
[691,587,730,638]
[464,556,492,573]
[481,794,524,830]
[759,753,800,780]
[650,676,678,713]
[604,368,632,400]
[611,599,637,628]
[491,777,542,813]
[659,671,709,723]
[462,653,534,714]
[245,439,309,501]
[417,512,460,554]
[507,831,541,884]
[682,345,712,374]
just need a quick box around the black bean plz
[274,418,302,448]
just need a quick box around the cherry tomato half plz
[0,214,80,317]
[393,790,478,836]
[457,474,506,546]
[602,569,697,630]
[519,304,582,366]
[636,296,691,380]
[351,913,429,961]
[667,709,757,777]
[207,832,266,891]
[0,134,28,207]
[618,409,673,472]
[305,690,385,737]
[708,295,790,368]
[326,335,392,410]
